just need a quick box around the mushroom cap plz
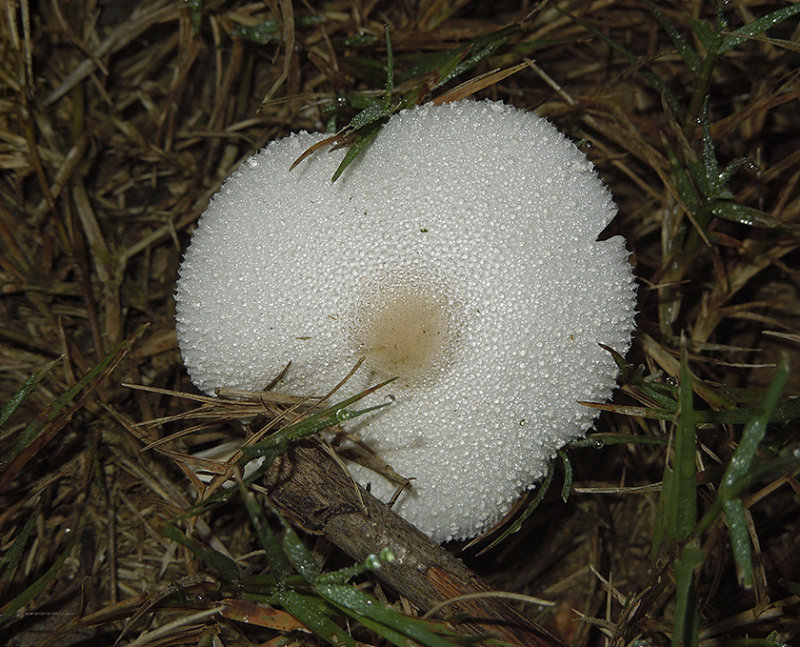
[176,100,637,542]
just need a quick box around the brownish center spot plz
[358,289,449,380]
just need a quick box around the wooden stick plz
[262,439,566,647]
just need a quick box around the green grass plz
[1,1,799,646]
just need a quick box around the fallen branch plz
[261,439,566,647]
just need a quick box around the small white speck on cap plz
[175,100,637,543]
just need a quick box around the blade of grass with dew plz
[684,100,797,232]
[643,0,702,76]
[672,540,703,647]
[688,16,716,55]
[0,325,147,490]
[722,499,754,589]
[331,25,396,181]
[718,354,790,499]
[631,378,680,411]
[663,137,703,226]
[185,0,201,31]
[160,523,242,590]
[230,14,326,44]
[481,461,556,551]
[396,25,515,90]
[0,356,60,429]
[586,399,800,426]
[654,344,697,556]
[0,519,80,625]
[716,355,789,588]
[313,549,395,587]
[710,201,800,233]
[317,583,458,647]
[270,589,356,647]
[331,124,383,182]
[342,25,396,133]
[351,614,431,647]
[274,513,458,646]
[236,478,293,583]
[718,3,800,54]
[343,32,378,48]
[329,25,518,179]
[0,501,40,592]
[599,343,685,411]
[694,98,724,199]
[684,5,725,127]
[431,25,516,91]
[556,5,682,118]
[240,376,395,464]
[277,513,322,582]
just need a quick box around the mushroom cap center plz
[353,285,451,381]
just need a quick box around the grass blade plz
[643,0,702,75]
[481,462,555,551]
[0,502,40,588]
[672,540,703,647]
[317,583,457,647]
[719,355,789,500]
[654,343,697,555]
[237,480,293,583]
[0,357,60,429]
[160,524,242,589]
[722,498,754,589]
[278,514,322,582]
[0,325,147,490]
[0,524,79,625]
[719,4,800,54]
[669,345,698,545]
[271,589,356,647]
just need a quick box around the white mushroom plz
[176,100,637,543]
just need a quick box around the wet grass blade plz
[481,461,555,551]
[0,325,147,491]
[271,589,356,647]
[331,124,383,182]
[654,344,697,555]
[716,355,789,588]
[643,0,702,75]
[278,513,321,582]
[317,583,457,647]
[0,357,60,429]
[240,377,395,464]
[719,355,788,500]
[718,4,800,54]
[160,523,242,590]
[557,5,682,118]
[237,480,293,583]
[0,502,40,589]
[710,201,800,232]
[722,498,754,589]
[671,346,698,544]
[0,522,79,625]
[672,540,703,647]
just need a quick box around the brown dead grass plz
[1,1,799,646]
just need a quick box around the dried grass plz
[1,1,799,646]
